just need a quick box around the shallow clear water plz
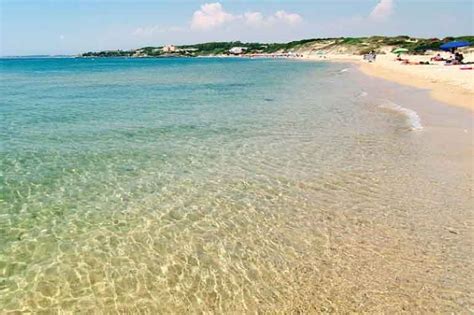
[0,58,472,312]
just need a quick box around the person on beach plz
[445,55,455,65]
[363,51,377,62]
[455,52,464,63]
[445,53,464,65]
[431,53,444,61]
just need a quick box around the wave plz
[339,68,349,73]
[358,91,368,97]
[379,101,423,131]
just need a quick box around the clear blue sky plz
[0,0,472,56]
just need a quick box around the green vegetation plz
[80,36,474,58]
[340,37,367,45]
[377,36,474,54]
[82,50,132,57]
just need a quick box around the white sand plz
[306,51,474,110]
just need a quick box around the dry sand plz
[306,52,474,110]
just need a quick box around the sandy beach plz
[307,52,474,110]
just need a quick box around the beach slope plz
[312,53,474,110]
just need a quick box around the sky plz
[0,0,472,56]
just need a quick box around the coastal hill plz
[81,36,474,58]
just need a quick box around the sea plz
[0,57,472,312]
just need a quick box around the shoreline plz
[359,61,474,111]
[309,54,474,111]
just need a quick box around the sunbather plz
[401,59,430,65]
[445,55,462,65]
[430,53,444,61]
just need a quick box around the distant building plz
[162,45,177,53]
[229,47,248,55]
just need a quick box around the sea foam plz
[380,101,423,131]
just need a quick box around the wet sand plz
[301,67,474,312]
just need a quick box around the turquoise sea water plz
[1,58,472,312]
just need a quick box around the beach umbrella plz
[393,48,408,54]
[440,41,471,51]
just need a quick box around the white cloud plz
[244,12,265,27]
[190,2,302,31]
[369,0,394,20]
[59,35,65,40]
[190,3,236,31]
[272,11,303,26]
[244,10,303,28]
[132,2,303,41]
